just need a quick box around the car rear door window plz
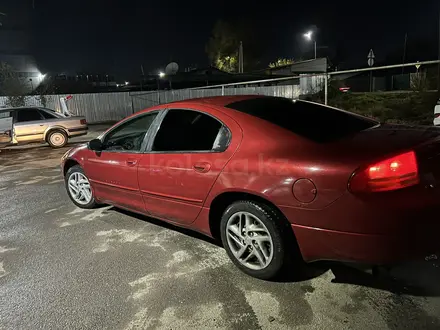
[152,109,225,152]
[225,97,378,143]
[16,108,44,122]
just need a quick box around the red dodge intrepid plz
[62,96,440,279]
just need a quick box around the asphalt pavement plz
[1,134,440,330]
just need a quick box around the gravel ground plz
[1,140,440,330]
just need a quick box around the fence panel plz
[0,92,134,123]
[0,83,303,123]
[130,85,303,113]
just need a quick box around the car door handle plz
[193,162,211,173]
[126,159,138,166]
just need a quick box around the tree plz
[269,58,294,68]
[0,62,29,107]
[206,20,239,73]
[206,19,263,72]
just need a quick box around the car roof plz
[0,106,43,113]
[167,95,266,108]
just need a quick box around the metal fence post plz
[222,85,225,96]
[130,93,135,114]
[324,74,328,105]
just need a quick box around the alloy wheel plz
[68,172,92,205]
[225,211,274,270]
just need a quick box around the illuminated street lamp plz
[159,72,165,78]
[303,31,317,59]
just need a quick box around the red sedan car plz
[62,96,440,279]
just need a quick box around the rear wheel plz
[47,130,68,148]
[220,200,289,280]
[65,165,97,209]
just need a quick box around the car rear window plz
[225,97,378,143]
[40,108,65,118]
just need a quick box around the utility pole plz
[402,33,407,75]
[140,65,145,91]
[314,40,317,59]
[437,5,440,93]
[238,41,244,73]
[367,49,375,92]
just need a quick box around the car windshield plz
[225,97,378,143]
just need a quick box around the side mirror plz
[89,139,103,151]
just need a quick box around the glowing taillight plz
[435,113,440,118]
[349,151,419,192]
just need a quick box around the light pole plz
[303,31,317,59]
[157,72,165,92]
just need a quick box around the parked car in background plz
[0,107,88,148]
[434,98,440,126]
[62,96,440,280]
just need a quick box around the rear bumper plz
[292,224,440,265]
[281,185,440,265]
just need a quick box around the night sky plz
[2,0,440,80]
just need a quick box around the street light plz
[303,31,317,60]
[159,72,165,78]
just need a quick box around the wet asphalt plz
[1,140,440,330]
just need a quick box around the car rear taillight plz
[80,119,87,125]
[435,113,440,119]
[349,151,419,193]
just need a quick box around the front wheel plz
[65,165,98,209]
[220,200,288,280]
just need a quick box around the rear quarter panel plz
[203,111,355,219]
[45,117,87,138]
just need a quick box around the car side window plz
[16,109,43,122]
[152,109,226,152]
[0,111,11,119]
[39,109,57,119]
[103,112,158,152]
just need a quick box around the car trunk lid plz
[326,124,440,163]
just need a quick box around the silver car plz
[0,107,88,148]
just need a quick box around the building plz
[0,1,42,93]
[263,58,328,76]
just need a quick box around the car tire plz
[47,130,68,148]
[220,200,290,280]
[65,165,98,209]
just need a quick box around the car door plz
[137,108,241,224]
[14,108,47,143]
[0,110,13,147]
[84,111,160,213]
